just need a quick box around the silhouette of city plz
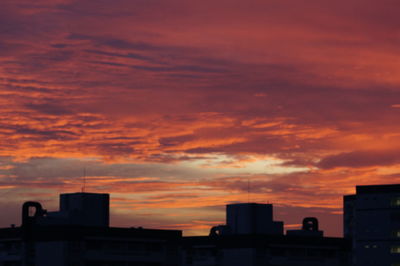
[0,184,399,265]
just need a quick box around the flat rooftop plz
[356,184,400,194]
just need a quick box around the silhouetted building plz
[184,203,350,266]
[0,191,363,266]
[0,225,181,266]
[344,184,400,266]
[227,203,284,235]
[0,192,181,266]
[183,234,350,266]
[42,192,109,227]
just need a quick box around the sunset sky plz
[1,0,400,236]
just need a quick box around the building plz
[47,192,110,227]
[184,203,350,266]
[226,203,283,235]
[0,225,181,266]
[0,192,360,266]
[344,184,400,266]
[0,192,182,266]
[183,234,350,266]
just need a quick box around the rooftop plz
[356,184,400,194]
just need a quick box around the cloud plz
[318,150,400,169]
[25,102,74,115]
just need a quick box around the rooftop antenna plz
[81,167,86,193]
[248,176,250,203]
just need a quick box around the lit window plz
[391,246,400,253]
[392,231,400,238]
[392,198,400,207]
[372,245,378,248]
[364,245,370,249]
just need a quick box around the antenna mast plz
[248,177,250,203]
[82,167,86,193]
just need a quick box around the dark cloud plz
[159,135,196,147]
[14,127,76,139]
[25,102,73,115]
[318,150,400,169]
[84,49,154,62]
[68,34,173,52]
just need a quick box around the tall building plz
[344,184,400,266]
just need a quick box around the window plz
[392,198,400,207]
[392,230,400,238]
[391,246,400,253]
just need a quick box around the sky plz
[1,0,400,236]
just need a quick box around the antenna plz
[82,167,86,193]
[248,176,250,203]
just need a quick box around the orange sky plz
[1,0,400,236]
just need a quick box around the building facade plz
[183,234,350,266]
[344,184,400,266]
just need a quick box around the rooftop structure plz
[286,217,324,237]
[210,203,284,236]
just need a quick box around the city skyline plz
[1,0,400,236]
